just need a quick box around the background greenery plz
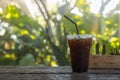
[0,0,120,66]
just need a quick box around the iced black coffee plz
[67,34,92,73]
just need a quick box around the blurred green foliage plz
[0,0,120,66]
[0,5,51,66]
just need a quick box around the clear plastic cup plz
[67,34,92,73]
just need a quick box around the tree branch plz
[39,0,50,19]
[99,0,111,14]
[34,0,50,27]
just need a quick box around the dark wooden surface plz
[0,66,120,80]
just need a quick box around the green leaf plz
[19,54,35,66]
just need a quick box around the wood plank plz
[1,66,120,74]
[0,74,71,80]
[0,66,72,74]
[1,66,120,80]
[0,73,120,80]
[89,55,120,68]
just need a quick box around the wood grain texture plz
[0,73,120,80]
[0,55,120,79]
[0,66,120,74]
[0,66,120,80]
[89,55,120,68]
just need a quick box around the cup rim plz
[67,34,93,40]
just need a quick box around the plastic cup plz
[67,34,92,73]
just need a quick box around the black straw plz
[64,15,80,35]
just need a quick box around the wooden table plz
[0,66,120,80]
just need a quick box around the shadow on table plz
[71,73,89,80]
